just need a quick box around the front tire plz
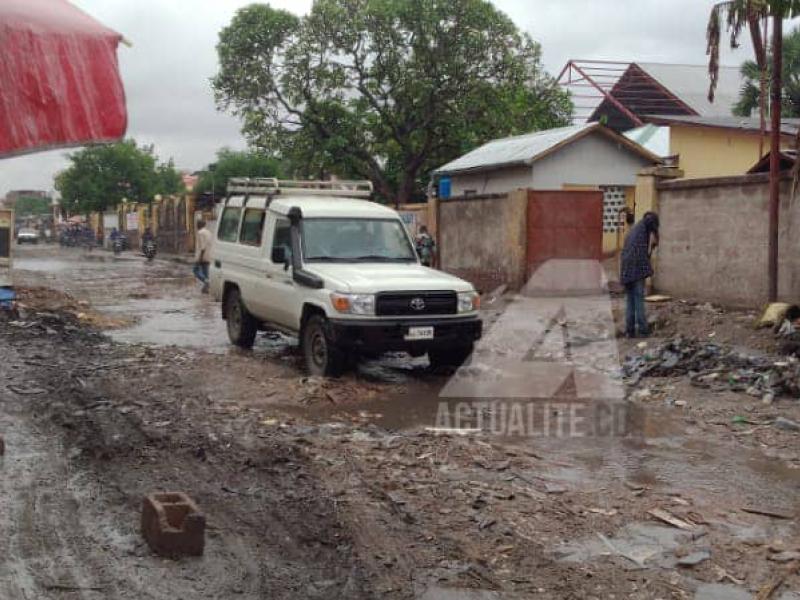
[225,288,258,349]
[428,343,474,369]
[302,315,345,377]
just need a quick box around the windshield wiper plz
[352,255,413,262]
[304,256,353,262]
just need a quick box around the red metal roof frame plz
[557,60,701,129]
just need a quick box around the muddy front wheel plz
[302,315,345,377]
[225,288,258,349]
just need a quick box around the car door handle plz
[214,260,221,268]
[266,273,273,279]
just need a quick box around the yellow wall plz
[671,125,791,179]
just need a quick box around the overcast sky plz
[0,0,764,197]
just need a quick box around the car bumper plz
[328,316,482,352]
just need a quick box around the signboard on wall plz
[103,212,118,231]
[0,209,12,267]
[125,211,139,231]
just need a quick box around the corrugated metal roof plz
[644,114,800,135]
[434,123,595,175]
[624,124,671,157]
[636,62,741,118]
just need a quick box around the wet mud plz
[3,244,800,598]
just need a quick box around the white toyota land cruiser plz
[209,178,482,376]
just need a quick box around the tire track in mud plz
[0,398,113,599]
[1,324,374,599]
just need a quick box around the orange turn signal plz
[331,294,351,312]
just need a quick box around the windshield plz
[303,218,416,262]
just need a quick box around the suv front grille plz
[375,291,457,316]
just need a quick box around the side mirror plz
[271,246,286,264]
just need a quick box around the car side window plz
[217,207,242,242]
[239,209,265,246]
[271,219,291,262]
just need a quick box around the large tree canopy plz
[195,148,283,197]
[213,0,572,204]
[55,140,184,215]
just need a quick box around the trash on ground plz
[758,303,797,328]
[677,549,711,566]
[623,336,800,398]
[647,508,697,531]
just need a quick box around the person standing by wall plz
[620,212,659,338]
[415,225,437,268]
[193,220,212,294]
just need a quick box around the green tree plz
[195,148,283,196]
[156,158,186,197]
[212,0,572,205]
[15,195,52,215]
[734,27,800,116]
[55,140,183,214]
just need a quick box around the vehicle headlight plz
[330,292,376,315]
[457,291,480,313]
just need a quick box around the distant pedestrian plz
[194,219,212,294]
[620,211,659,338]
[415,225,436,268]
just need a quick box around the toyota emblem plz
[409,297,426,311]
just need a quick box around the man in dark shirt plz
[620,212,659,337]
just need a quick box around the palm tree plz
[706,0,800,302]
[734,27,800,117]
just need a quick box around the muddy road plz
[2,244,800,599]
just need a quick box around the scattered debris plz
[7,385,47,396]
[647,508,696,531]
[741,505,794,520]
[774,417,800,432]
[623,336,800,397]
[424,427,481,436]
[768,551,800,563]
[645,294,672,303]
[677,549,711,567]
[596,532,646,568]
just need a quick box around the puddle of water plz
[694,583,752,600]
[107,297,229,350]
[554,522,689,568]
[418,587,504,600]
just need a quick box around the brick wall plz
[656,173,800,306]
[439,191,528,292]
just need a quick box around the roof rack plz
[226,178,374,198]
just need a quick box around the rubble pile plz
[623,337,800,399]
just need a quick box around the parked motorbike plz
[143,239,157,262]
[112,237,123,256]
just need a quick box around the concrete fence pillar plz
[634,166,683,221]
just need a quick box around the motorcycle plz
[112,236,123,256]
[143,239,157,262]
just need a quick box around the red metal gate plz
[526,190,603,278]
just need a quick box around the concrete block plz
[141,492,205,557]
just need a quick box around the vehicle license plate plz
[405,326,434,341]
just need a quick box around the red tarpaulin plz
[0,0,127,157]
